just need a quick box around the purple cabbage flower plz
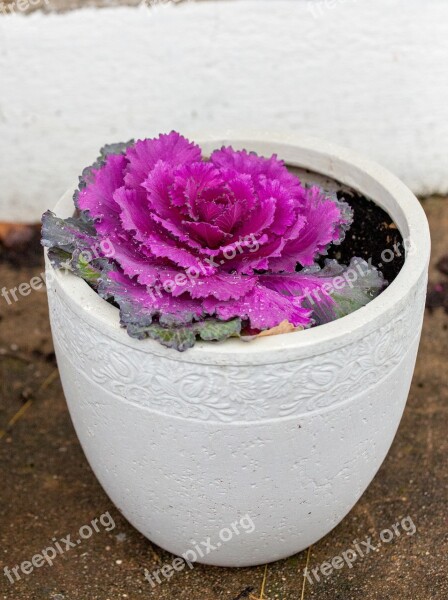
[42,132,385,350]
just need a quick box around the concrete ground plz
[0,198,447,600]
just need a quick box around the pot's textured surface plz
[46,138,430,566]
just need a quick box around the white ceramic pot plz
[45,138,430,567]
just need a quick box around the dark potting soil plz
[325,190,405,285]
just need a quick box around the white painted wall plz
[1,0,447,221]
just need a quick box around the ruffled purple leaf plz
[268,187,353,271]
[210,147,302,196]
[124,131,202,189]
[98,268,204,328]
[168,272,257,301]
[204,285,311,330]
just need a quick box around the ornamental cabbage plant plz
[42,132,386,351]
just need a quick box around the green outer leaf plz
[47,248,72,269]
[330,290,378,319]
[194,318,242,341]
[140,324,196,352]
[71,251,104,285]
[126,318,242,351]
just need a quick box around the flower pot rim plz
[47,135,430,364]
